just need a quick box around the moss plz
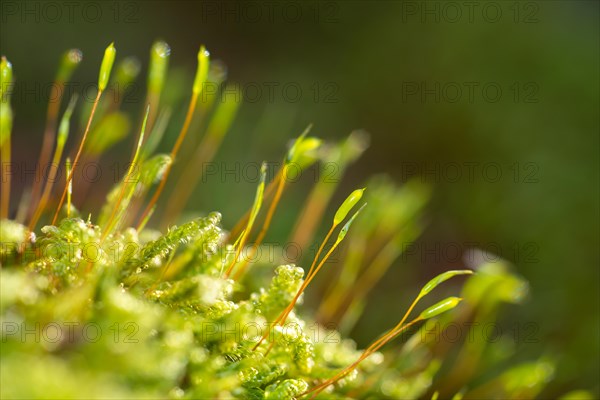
[0,42,581,399]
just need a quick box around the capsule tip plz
[152,41,171,58]
[67,49,83,64]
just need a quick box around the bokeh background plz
[1,0,598,396]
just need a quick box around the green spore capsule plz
[419,297,462,320]
[57,94,78,149]
[419,270,473,298]
[334,188,366,226]
[148,40,170,95]
[56,49,82,83]
[0,56,13,102]
[0,57,13,147]
[336,203,367,243]
[285,124,312,164]
[98,42,116,92]
[193,45,210,94]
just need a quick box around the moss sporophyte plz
[0,42,560,399]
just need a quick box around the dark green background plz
[1,0,598,394]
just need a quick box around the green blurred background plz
[1,0,598,395]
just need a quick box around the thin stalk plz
[0,56,13,219]
[260,241,341,356]
[145,92,160,135]
[290,130,368,250]
[102,106,148,240]
[229,126,314,239]
[232,168,287,280]
[348,291,423,361]
[254,231,338,353]
[256,195,365,352]
[303,318,421,399]
[145,41,170,132]
[162,86,239,227]
[306,297,462,398]
[137,205,155,232]
[136,93,198,229]
[65,158,72,218]
[53,42,115,224]
[122,108,171,229]
[223,214,253,278]
[223,164,266,278]
[229,167,282,239]
[27,49,81,219]
[280,241,339,325]
[51,90,103,225]
[29,95,78,230]
[159,132,215,226]
[27,81,65,218]
[317,236,366,323]
[136,45,209,229]
[0,135,10,218]
[305,225,336,284]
